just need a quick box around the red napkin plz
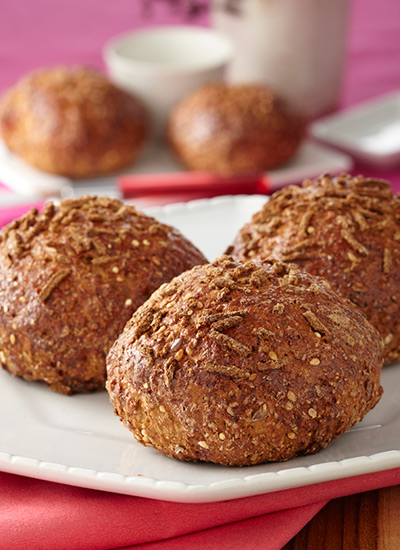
[1,468,400,550]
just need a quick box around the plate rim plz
[1,449,399,503]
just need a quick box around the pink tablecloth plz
[1,1,400,549]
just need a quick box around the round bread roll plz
[0,196,207,394]
[0,66,149,177]
[229,173,400,364]
[106,256,383,466]
[167,83,305,174]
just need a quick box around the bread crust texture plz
[229,174,400,364]
[0,66,149,177]
[106,256,383,466]
[167,83,305,174]
[0,196,207,394]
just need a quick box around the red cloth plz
[1,468,400,550]
[1,1,400,549]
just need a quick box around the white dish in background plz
[0,195,399,504]
[311,91,400,169]
[0,138,352,202]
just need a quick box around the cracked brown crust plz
[0,196,207,394]
[229,173,400,364]
[167,83,305,174]
[0,66,149,177]
[106,256,383,466]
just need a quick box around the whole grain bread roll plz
[167,83,305,174]
[106,256,383,466]
[228,173,400,364]
[0,196,207,394]
[0,66,149,177]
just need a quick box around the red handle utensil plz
[117,171,272,198]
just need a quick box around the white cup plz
[103,26,234,139]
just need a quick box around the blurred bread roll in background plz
[167,83,305,174]
[0,66,149,178]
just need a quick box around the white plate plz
[1,195,399,504]
[0,138,352,200]
[311,91,400,169]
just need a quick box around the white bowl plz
[103,26,234,138]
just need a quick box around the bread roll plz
[229,173,400,364]
[106,256,383,466]
[167,83,305,174]
[0,196,207,394]
[0,66,149,177]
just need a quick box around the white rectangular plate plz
[0,138,352,199]
[311,91,400,169]
[0,195,399,503]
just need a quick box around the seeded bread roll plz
[167,83,305,174]
[0,66,149,177]
[0,196,207,394]
[229,173,400,364]
[106,256,383,466]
